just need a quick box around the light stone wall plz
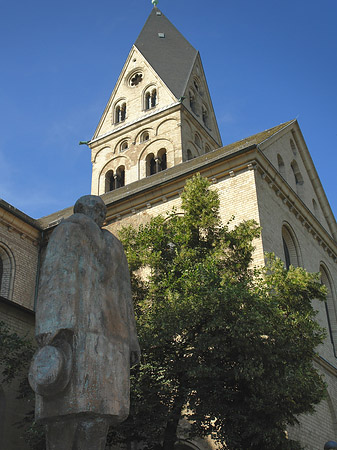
[261,129,330,232]
[104,168,264,268]
[181,113,220,161]
[91,109,183,195]
[181,54,222,146]
[0,208,39,310]
[288,363,337,449]
[256,170,337,449]
[96,47,177,139]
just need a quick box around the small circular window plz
[130,73,143,87]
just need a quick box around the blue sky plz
[1,0,336,220]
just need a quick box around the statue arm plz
[36,221,80,341]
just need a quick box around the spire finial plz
[152,0,158,6]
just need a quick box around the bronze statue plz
[29,195,140,450]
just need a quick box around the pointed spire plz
[134,8,198,99]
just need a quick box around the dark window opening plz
[145,89,157,110]
[115,103,126,123]
[120,141,128,152]
[130,73,143,86]
[141,132,149,142]
[151,89,157,107]
[116,166,125,188]
[283,237,291,270]
[150,157,156,175]
[189,91,196,114]
[105,170,115,193]
[202,106,210,128]
[145,92,151,110]
[159,152,167,171]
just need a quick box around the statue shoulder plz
[102,229,124,252]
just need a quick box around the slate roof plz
[219,119,296,154]
[134,7,198,99]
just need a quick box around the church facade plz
[1,7,337,450]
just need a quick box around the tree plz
[0,321,45,450]
[110,174,326,450]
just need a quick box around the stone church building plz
[1,6,337,450]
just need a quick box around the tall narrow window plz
[116,166,125,188]
[281,225,300,269]
[194,133,201,148]
[277,154,286,179]
[205,145,211,154]
[120,103,126,121]
[202,105,210,128]
[290,139,297,155]
[187,149,193,160]
[146,153,156,176]
[321,265,337,355]
[158,149,167,171]
[115,102,126,123]
[145,92,151,110]
[105,170,115,193]
[0,245,14,300]
[151,89,157,107]
[189,90,197,114]
[115,106,120,124]
[291,160,304,197]
[145,88,157,110]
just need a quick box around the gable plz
[92,46,177,140]
[259,121,337,240]
[182,53,222,146]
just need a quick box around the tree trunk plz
[162,397,184,450]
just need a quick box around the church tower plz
[89,7,222,196]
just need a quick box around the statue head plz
[74,195,107,228]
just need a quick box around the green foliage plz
[112,174,326,450]
[0,321,45,450]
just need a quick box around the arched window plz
[105,170,115,193]
[115,102,126,124]
[116,166,125,188]
[194,133,201,148]
[140,131,150,143]
[205,144,211,154]
[189,90,197,114]
[0,244,14,300]
[151,89,157,108]
[202,105,210,128]
[158,148,167,172]
[146,153,156,176]
[120,141,128,152]
[282,225,300,269]
[187,149,193,160]
[320,264,337,355]
[290,139,297,155]
[277,154,286,179]
[145,88,157,110]
[291,160,304,197]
